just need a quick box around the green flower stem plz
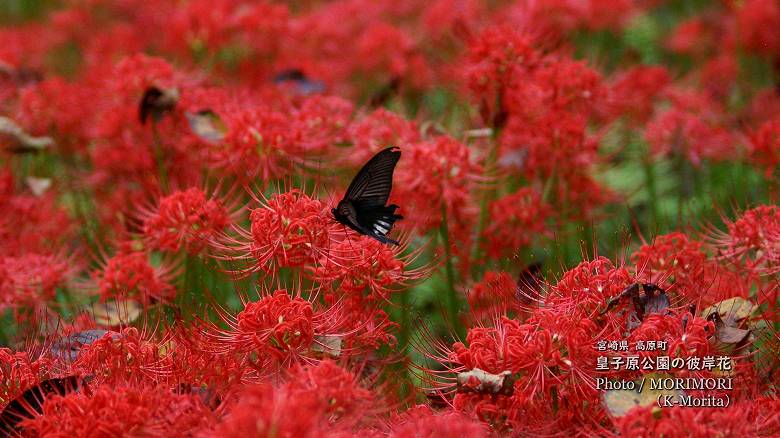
[151,123,169,193]
[439,204,464,339]
[580,220,594,260]
[643,154,659,230]
[470,131,500,278]
[397,283,411,356]
[181,254,197,313]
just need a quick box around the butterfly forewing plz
[344,147,401,207]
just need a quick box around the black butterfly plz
[332,147,403,245]
[272,69,325,95]
[139,86,178,124]
[0,376,84,434]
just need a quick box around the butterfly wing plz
[344,147,401,207]
[335,147,403,245]
[0,376,82,434]
[354,203,403,245]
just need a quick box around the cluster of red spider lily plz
[1,0,779,436]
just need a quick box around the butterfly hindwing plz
[354,202,403,245]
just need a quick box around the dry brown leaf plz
[0,116,53,153]
[89,300,143,327]
[702,297,756,326]
[602,374,683,417]
[185,110,227,143]
[312,334,342,358]
[457,368,515,395]
[50,330,120,362]
[25,176,51,196]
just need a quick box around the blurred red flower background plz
[0,0,779,436]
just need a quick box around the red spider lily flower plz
[165,324,254,393]
[0,252,78,312]
[207,107,298,182]
[92,249,179,304]
[395,135,481,236]
[71,327,168,385]
[355,23,432,90]
[628,312,714,364]
[547,257,633,318]
[274,2,364,91]
[459,25,540,127]
[164,0,288,66]
[86,52,183,140]
[736,0,780,57]
[215,361,380,436]
[194,94,351,174]
[199,289,356,370]
[500,59,606,205]
[645,88,736,166]
[285,360,377,428]
[579,0,636,31]
[482,188,551,260]
[0,182,74,257]
[629,231,758,307]
[501,111,598,179]
[78,20,148,71]
[554,172,616,221]
[87,128,205,220]
[708,205,780,275]
[740,88,780,128]
[602,65,670,125]
[236,291,315,359]
[525,307,605,386]
[747,117,780,179]
[102,53,177,103]
[615,397,780,437]
[631,232,709,293]
[217,361,381,437]
[16,78,96,152]
[164,0,254,56]
[346,107,420,165]
[390,405,489,438]
[216,189,336,276]
[308,237,413,350]
[311,235,425,304]
[516,58,605,117]
[451,317,535,375]
[421,0,485,42]
[214,382,339,437]
[0,24,57,75]
[419,310,603,433]
[83,54,203,228]
[695,264,757,309]
[700,54,738,102]
[139,187,236,255]
[19,383,216,437]
[465,271,519,320]
[630,231,757,310]
[666,18,718,57]
[214,382,325,437]
[289,95,354,156]
[499,57,605,149]
[1,349,54,409]
[497,1,584,46]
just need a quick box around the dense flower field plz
[1,0,779,436]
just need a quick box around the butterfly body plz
[333,147,403,245]
[139,86,179,124]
